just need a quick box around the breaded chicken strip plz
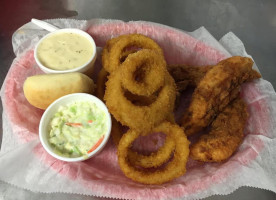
[167,65,212,91]
[168,59,260,92]
[181,56,261,136]
[190,98,248,162]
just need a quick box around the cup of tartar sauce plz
[39,93,112,162]
[34,29,97,75]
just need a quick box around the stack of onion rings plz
[104,49,176,131]
[95,36,262,184]
[98,34,190,185]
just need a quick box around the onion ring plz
[97,49,140,101]
[101,35,128,73]
[104,46,176,131]
[107,34,163,73]
[117,121,190,185]
[104,70,176,131]
[102,35,137,73]
[127,132,175,168]
[120,49,167,96]
[111,117,176,168]
[111,113,175,147]
[95,68,160,106]
[124,90,157,106]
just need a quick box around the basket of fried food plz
[95,33,261,185]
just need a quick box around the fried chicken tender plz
[167,65,212,91]
[190,98,248,162]
[181,56,261,136]
[167,60,260,92]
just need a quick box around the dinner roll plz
[23,72,95,110]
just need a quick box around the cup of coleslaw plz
[39,93,112,162]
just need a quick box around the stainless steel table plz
[0,0,275,199]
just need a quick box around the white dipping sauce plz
[37,32,94,70]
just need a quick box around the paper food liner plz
[0,18,276,200]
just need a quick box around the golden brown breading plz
[181,56,260,136]
[218,57,261,81]
[167,61,260,92]
[167,65,212,91]
[190,98,248,162]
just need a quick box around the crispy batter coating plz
[181,56,260,136]
[117,122,190,185]
[101,35,128,73]
[105,71,176,131]
[167,61,260,92]
[105,34,163,73]
[190,98,248,162]
[104,49,176,131]
[120,50,167,96]
[127,133,176,168]
[111,114,176,169]
[167,65,212,91]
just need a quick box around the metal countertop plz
[0,0,275,199]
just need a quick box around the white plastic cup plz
[34,28,97,75]
[39,93,112,162]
